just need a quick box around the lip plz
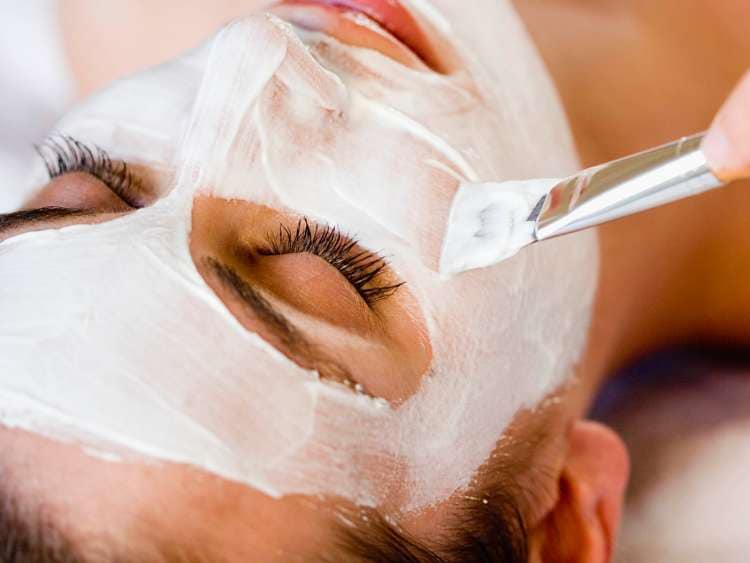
[274,0,447,72]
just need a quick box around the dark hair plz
[327,479,528,563]
[0,494,84,563]
[326,407,564,563]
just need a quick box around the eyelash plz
[261,219,404,306]
[35,135,144,208]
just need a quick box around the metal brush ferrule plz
[535,132,723,241]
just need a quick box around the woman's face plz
[0,0,597,557]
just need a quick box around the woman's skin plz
[2,1,750,561]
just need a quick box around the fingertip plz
[703,71,750,182]
[702,121,736,181]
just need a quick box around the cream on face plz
[0,1,597,512]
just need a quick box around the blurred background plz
[595,349,750,563]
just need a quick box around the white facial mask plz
[0,2,597,512]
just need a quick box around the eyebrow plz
[0,486,89,563]
[204,258,361,389]
[0,484,210,563]
[0,208,95,237]
[206,258,308,352]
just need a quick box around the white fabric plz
[606,370,750,563]
[0,0,73,212]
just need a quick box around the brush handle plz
[535,132,723,241]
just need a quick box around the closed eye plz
[35,135,147,209]
[259,218,404,308]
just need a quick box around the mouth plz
[272,0,447,72]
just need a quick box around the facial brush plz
[440,132,726,275]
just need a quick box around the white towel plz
[0,0,73,212]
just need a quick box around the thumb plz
[702,70,750,182]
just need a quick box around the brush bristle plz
[439,179,558,276]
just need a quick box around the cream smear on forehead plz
[0,2,597,512]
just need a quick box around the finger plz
[702,70,750,182]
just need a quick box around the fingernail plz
[702,123,733,179]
